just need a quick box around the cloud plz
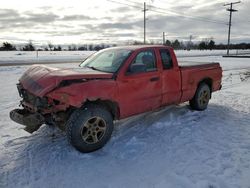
[0,8,96,32]
[46,30,86,36]
[110,6,134,13]
[25,12,59,23]
[98,22,135,30]
[0,0,249,44]
[101,33,137,38]
[0,9,60,30]
[62,15,93,21]
[0,9,19,18]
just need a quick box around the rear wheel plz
[189,83,211,111]
[66,104,114,153]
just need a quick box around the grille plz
[17,83,48,108]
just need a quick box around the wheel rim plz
[80,116,107,144]
[198,89,210,107]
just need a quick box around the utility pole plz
[163,32,165,45]
[224,1,241,55]
[143,2,148,44]
[188,35,193,50]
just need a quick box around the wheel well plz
[198,78,213,94]
[84,99,120,120]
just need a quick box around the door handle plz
[150,77,160,82]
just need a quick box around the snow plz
[178,55,250,71]
[0,53,250,188]
[175,49,250,57]
[0,51,94,65]
[0,49,249,65]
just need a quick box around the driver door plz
[117,49,162,118]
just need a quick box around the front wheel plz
[66,104,114,153]
[189,83,211,111]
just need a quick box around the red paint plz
[18,45,222,119]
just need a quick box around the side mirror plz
[129,63,146,74]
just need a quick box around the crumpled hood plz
[19,65,113,97]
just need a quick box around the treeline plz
[162,39,250,50]
[0,42,16,51]
[133,39,250,50]
[0,41,114,51]
[1,40,250,51]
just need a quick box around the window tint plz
[128,50,157,73]
[160,49,173,69]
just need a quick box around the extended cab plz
[10,45,222,152]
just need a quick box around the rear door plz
[158,48,181,105]
[117,49,162,118]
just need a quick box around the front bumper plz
[9,109,44,133]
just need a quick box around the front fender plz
[47,80,118,108]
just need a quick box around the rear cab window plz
[159,49,173,70]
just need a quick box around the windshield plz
[79,48,132,73]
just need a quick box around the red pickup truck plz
[10,45,222,152]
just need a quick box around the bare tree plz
[48,42,54,51]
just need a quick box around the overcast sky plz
[0,0,249,46]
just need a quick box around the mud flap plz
[9,109,44,133]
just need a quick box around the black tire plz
[189,83,211,111]
[66,104,114,153]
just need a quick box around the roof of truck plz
[107,45,172,50]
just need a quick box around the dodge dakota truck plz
[10,45,222,152]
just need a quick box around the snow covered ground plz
[0,51,94,65]
[0,49,249,66]
[0,54,250,188]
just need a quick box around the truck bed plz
[178,60,222,103]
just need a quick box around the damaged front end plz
[10,83,70,133]
[9,64,113,133]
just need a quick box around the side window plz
[128,50,157,73]
[160,49,173,69]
